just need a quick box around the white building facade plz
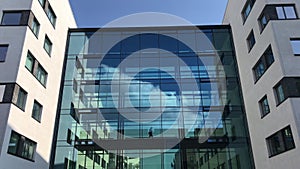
[224,0,300,168]
[0,0,76,168]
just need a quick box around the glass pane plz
[276,7,285,19]
[21,139,36,160]
[276,84,285,103]
[32,101,42,122]
[44,37,52,55]
[47,7,56,26]
[290,40,300,55]
[284,6,297,19]
[1,13,22,25]
[31,18,40,36]
[283,127,295,150]
[8,132,19,154]
[38,0,45,6]
[36,65,47,85]
[16,89,27,110]
[25,53,34,72]
[0,45,8,62]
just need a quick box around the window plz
[290,39,300,56]
[273,77,300,105]
[275,84,285,104]
[25,52,34,72]
[242,0,256,22]
[47,5,56,26]
[1,12,22,25]
[30,17,40,37]
[259,5,298,31]
[16,87,27,110]
[44,36,52,55]
[8,131,36,161]
[276,6,297,19]
[266,126,295,157]
[25,51,48,86]
[32,100,42,122]
[259,96,270,117]
[0,45,8,62]
[247,30,255,51]
[36,66,47,85]
[253,46,274,81]
[38,0,45,7]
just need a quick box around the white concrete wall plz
[224,0,300,168]
[0,0,76,168]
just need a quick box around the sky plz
[69,0,228,27]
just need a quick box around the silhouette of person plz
[148,127,153,138]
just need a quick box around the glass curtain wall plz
[51,26,254,169]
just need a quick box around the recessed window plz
[242,0,256,22]
[259,5,298,32]
[32,100,42,122]
[290,39,300,56]
[259,96,270,117]
[36,65,47,85]
[25,51,48,86]
[30,17,40,37]
[16,87,27,110]
[253,46,274,81]
[266,126,295,157]
[0,45,8,62]
[25,52,34,72]
[47,5,56,26]
[247,30,255,51]
[44,36,52,55]
[275,84,285,104]
[8,131,36,161]
[1,12,22,25]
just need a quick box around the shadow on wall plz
[0,125,49,169]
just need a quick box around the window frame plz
[241,0,256,23]
[29,17,40,38]
[15,87,27,111]
[1,11,23,26]
[43,35,53,56]
[7,130,37,161]
[259,95,270,118]
[46,5,56,27]
[259,4,298,32]
[253,45,274,82]
[290,38,300,56]
[25,51,48,87]
[247,30,256,52]
[266,126,295,157]
[0,44,9,62]
[32,100,43,122]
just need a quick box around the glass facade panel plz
[51,26,254,169]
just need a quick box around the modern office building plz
[50,26,254,169]
[224,0,300,169]
[1,0,300,169]
[0,0,76,168]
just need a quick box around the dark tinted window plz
[1,12,22,25]
[0,45,8,62]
